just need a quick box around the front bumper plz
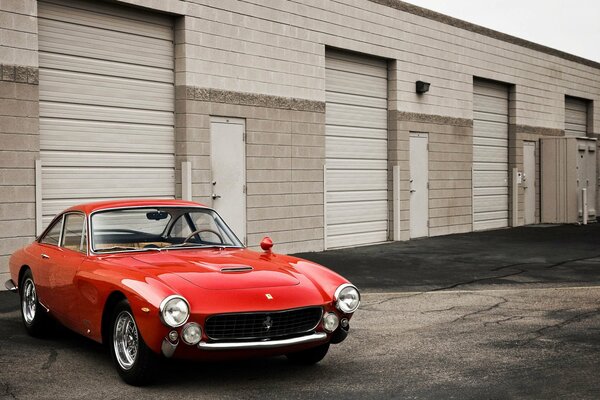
[198,332,327,351]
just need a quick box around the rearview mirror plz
[146,211,169,221]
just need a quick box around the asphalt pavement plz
[1,224,600,399]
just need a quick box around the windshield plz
[91,207,243,253]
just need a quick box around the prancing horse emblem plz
[263,316,273,331]
[265,293,273,300]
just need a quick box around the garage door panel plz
[41,151,175,168]
[326,103,388,129]
[565,97,588,137]
[326,51,388,248]
[327,201,388,225]
[326,92,388,109]
[40,53,173,84]
[326,159,388,170]
[326,136,387,159]
[473,171,508,187]
[327,190,388,203]
[473,80,508,231]
[325,52,387,78]
[326,231,388,249]
[40,102,174,125]
[39,0,175,224]
[40,70,174,112]
[326,125,387,140]
[327,170,387,191]
[472,121,509,139]
[40,119,174,153]
[39,19,173,69]
[326,70,387,99]
[474,146,508,163]
[39,1,173,40]
[327,220,388,237]
[473,218,509,231]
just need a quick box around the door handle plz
[211,194,221,200]
[410,189,416,193]
[41,254,50,259]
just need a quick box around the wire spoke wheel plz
[22,278,37,325]
[113,311,139,370]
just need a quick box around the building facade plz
[2,0,600,282]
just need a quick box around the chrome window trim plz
[60,211,88,256]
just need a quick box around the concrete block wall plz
[0,67,39,281]
[0,0,38,280]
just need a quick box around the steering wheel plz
[183,228,224,244]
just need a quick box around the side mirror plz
[260,237,273,252]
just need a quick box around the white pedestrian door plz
[410,134,429,238]
[210,117,246,245]
[523,142,536,225]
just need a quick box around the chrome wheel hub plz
[22,278,36,325]
[113,311,139,370]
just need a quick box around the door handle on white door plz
[410,189,416,193]
[211,194,221,200]
[41,254,50,259]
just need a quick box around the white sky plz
[402,0,600,62]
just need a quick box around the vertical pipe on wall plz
[181,161,192,201]
[323,164,328,250]
[35,159,42,236]
[511,167,519,227]
[471,165,475,230]
[582,188,588,225]
[393,165,401,241]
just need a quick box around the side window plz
[40,217,63,246]
[62,214,87,254]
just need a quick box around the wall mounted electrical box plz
[541,137,597,223]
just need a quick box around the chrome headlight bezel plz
[334,283,361,314]
[159,295,190,328]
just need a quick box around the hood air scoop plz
[220,266,254,273]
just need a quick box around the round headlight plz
[182,323,202,345]
[334,284,360,313]
[323,312,339,333]
[159,295,190,327]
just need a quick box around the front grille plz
[205,307,323,341]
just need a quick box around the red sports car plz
[5,199,360,385]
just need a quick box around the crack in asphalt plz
[42,349,57,370]
[483,315,525,327]
[449,294,509,324]
[526,307,600,343]
[430,269,526,292]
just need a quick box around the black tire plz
[108,300,159,386]
[286,342,330,365]
[19,269,51,337]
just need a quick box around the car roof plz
[64,199,208,214]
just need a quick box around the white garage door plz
[38,0,175,225]
[473,80,509,231]
[565,96,588,137]
[325,51,388,248]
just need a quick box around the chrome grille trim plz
[205,307,323,341]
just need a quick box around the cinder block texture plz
[0,76,39,276]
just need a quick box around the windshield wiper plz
[95,246,162,253]
[165,243,239,249]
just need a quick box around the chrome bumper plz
[198,332,327,351]
[4,279,17,293]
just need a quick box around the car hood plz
[122,248,301,290]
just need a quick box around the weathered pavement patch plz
[1,287,599,399]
